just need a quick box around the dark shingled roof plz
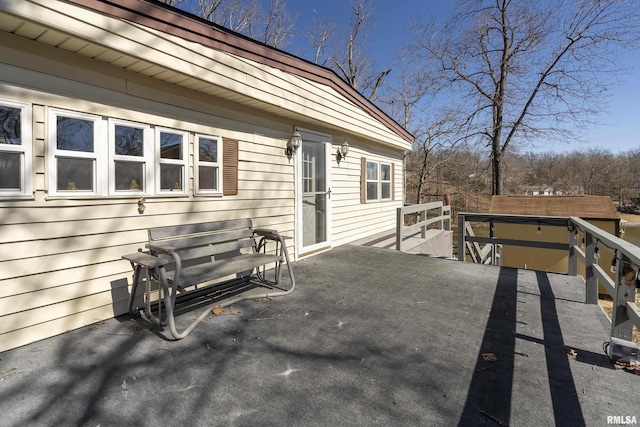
[489,195,620,219]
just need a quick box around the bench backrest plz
[148,218,256,265]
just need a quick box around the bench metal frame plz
[123,219,295,339]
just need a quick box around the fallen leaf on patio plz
[0,368,17,381]
[567,348,577,356]
[230,310,241,315]
[482,353,497,362]
[211,306,224,316]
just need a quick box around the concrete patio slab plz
[0,244,637,426]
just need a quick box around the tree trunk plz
[492,154,502,195]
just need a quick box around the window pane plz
[0,151,21,189]
[382,182,391,199]
[160,164,183,191]
[199,138,218,162]
[0,106,21,145]
[366,161,378,180]
[381,164,391,181]
[160,132,183,159]
[367,182,378,200]
[57,117,94,152]
[57,157,94,191]
[115,161,144,191]
[114,125,143,156]
[199,165,218,190]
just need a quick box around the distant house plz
[489,196,620,276]
[523,186,555,196]
[0,0,413,351]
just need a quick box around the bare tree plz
[383,54,472,204]
[194,0,294,48]
[256,0,295,49]
[405,114,467,204]
[159,0,187,6]
[310,0,390,101]
[307,17,336,66]
[411,0,640,195]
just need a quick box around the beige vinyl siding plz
[0,68,296,354]
[1,0,410,151]
[0,1,412,352]
[330,142,404,248]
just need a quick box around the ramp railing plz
[458,213,640,344]
[396,202,451,251]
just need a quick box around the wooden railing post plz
[444,206,451,231]
[611,254,635,340]
[396,207,403,251]
[568,223,578,276]
[585,232,598,304]
[458,214,466,262]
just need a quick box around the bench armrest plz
[254,228,286,242]
[122,251,169,269]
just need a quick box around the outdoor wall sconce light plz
[337,141,349,162]
[286,130,302,158]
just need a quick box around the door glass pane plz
[57,157,94,191]
[0,151,21,189]
[115,161,143,191]
[0,106,21,145]
[303,142,325,192]
[303,194,327,247]
[57,117,93,152]
[114,125,143,156]
[302,141,327,248]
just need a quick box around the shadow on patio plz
[0,245,637,426]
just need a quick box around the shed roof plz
[489,196,620,220]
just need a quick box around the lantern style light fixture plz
[286,130,302,157]
[337,140,349,161]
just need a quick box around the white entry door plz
[297,131,331,256]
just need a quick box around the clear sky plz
[282,0,640,154]
[181,0,640,154]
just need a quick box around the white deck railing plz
[396,202,451,251]
[458,213,640,343]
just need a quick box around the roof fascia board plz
[64,0,414,144]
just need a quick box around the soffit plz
[0,0,413,150]
[0,8,273,113]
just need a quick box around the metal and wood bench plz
[122,218,295,339]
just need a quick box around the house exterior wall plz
[0,17,408,351]
[331,142,403,247]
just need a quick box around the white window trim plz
[366,160,379,202]
[0,98,32,198]
[365,160,393,202]
[380,162,392,201]
[195,134,222,195]
[155,127,188,195]
[108,118,153,195]
[47,108,105,197]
